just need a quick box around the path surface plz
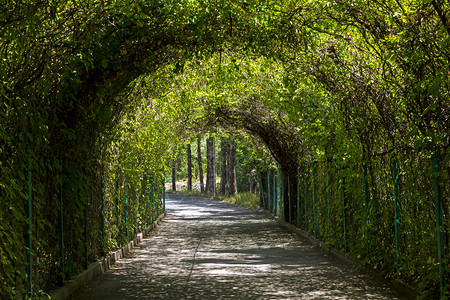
[71,194,406,299]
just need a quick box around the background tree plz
[226,143,237,196]
[172,160,177,191]
[220,139,228,195]
[197,137,205,193]
[206,137,216,196]
[187,144,192,191]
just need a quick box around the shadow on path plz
[71,194,406,299]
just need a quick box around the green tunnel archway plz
[1,0,449,297]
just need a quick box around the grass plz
[212,193,260,210]
[166,188,260,210]
[166,189,204,197]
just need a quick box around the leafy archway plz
[1,0,449,297]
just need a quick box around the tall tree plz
[171,159,177,191]
[226,143,237,196]
[206,136,216,196]
[187,144,192,191]
[197,137,204,193]
[205,138,210,193]
[249,168,258,194]
[219,139,228,195]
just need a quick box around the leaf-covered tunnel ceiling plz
[1,0,449,172]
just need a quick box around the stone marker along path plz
[71,194,407,299]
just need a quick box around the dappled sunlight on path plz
[71,194,405,299]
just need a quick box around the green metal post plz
[144,173,148,229]
[59,175,64,281]
[312,163,318,239]
[126,177,129,242]
[144,202,147,229]
[297,168,300,228]
[115,180,119,245]
[277,169,281,218]
[363,162,370,259]
[327,167,331,236]
[26,158,33,297]
[342,175,348,253]
[133,191,137,238]
[273,171,276,217]
[155,174,160,217]
[145,172,148,229]
[150,180,154,223]
[157,194,160,217]
[288,175,291,224]
[432,147,445,292]
[84,193,88,269]
[138,175,142,232]
[280,170,283,219]
[393,157,401,267]
[101,169,105,256]
[304,165,309,232]
[267,172,271,211]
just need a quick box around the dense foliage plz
[0,0,449,298]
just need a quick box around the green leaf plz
[101,59,109,68]
[428,75,443,98]
[422,103,436,116]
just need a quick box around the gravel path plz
[71,193,406,299]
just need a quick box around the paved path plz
[71,194,406,299]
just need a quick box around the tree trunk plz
[213,141,216,195]
[187,144,192,191]
[197,137,204,193]
[226,143,237,196]
[219,140,228,195]
[206,136,216,196]
[250,168,258,194]
[205,138,210,193]
[171,159,177,191]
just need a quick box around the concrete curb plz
[262,210,419,300]
[50,213,166,300]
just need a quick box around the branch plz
[431,0,450,36]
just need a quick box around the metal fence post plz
[304,165,308,232]
[277,169,281,218]
[297,168,300,228]
[149,178,153,224]
[312,163,318,238]
[393,156,401,268]
[26,157,33,297]
[327,167,331,236]
[342,175,348,253]
[432,146,445,292]
[101,168,105,256]
[126,177,129,242]
[145,172,148,229]
[267,172,271,212]
[288,175,291,224]
[115,179,119,246]
[84,192,88,269]
[273,171,276,217]
[133,190,137,238]
[59,173,64,282]
[156,174,160,217]
[363,162,370,259]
